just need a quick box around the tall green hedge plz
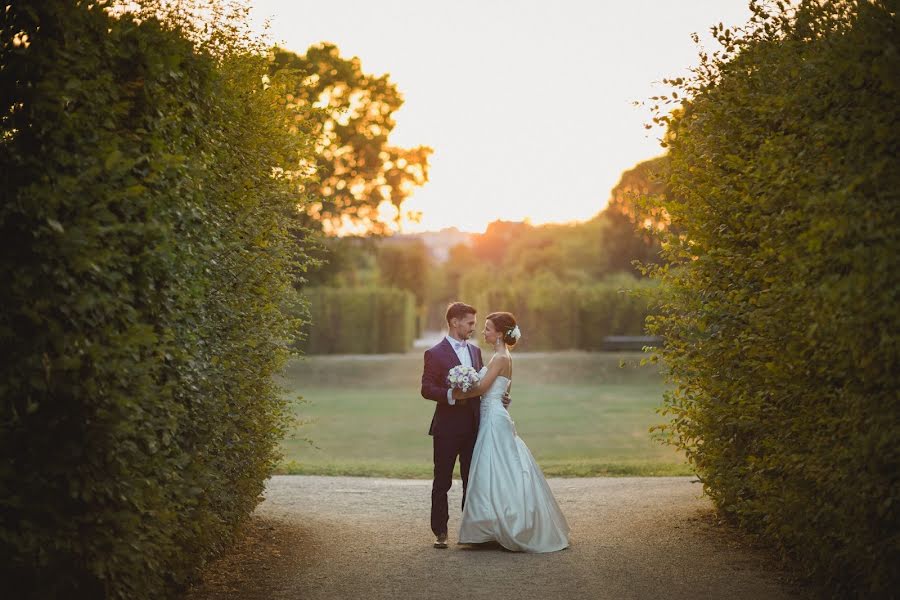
[299,287,416,354]
[1,2,313,598]
[461,273,654,351]
[648,1,898,595]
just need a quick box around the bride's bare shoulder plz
[493,353,511,376]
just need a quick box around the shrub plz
[298,287,416,354]
[0,1,315,597]
[460,273,653,351]
[577,275,656,350]
[647,1,899,595]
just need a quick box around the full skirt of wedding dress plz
[458,395,570,553]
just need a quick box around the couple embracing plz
[420,302,570,552]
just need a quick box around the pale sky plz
[248,0,753,233]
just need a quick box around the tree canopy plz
[271,43,432,235]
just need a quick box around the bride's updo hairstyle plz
[486,312,519,347]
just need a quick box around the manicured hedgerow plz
[0,1,316,597]
[647,1,899,596]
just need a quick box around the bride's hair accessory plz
[486,311,520,347]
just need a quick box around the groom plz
[420,302,509,549]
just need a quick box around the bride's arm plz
[453,356,508,400]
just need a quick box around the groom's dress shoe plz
[433,534,449,549]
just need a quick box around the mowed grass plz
[275,351,693,478]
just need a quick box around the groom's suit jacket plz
[421,338,483,437]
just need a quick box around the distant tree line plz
[296,156,669,353]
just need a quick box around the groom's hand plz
[452,389,468,405]
[502,392,511,409]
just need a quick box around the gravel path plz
[188,476,803,599]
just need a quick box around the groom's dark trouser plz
[431,433,476,536]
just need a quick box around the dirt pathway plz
[187,476,803,599]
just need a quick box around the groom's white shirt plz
[445,335,472,406]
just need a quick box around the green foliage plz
[460,273,655,351]
[601,155,670,275]
[376,239,431,306]
[466,220,611,282]
[271,44,433,234]
[0,1,315,597]
[306,155,671,339]
[298,287,416,354]
[577,274,656,350]
[376,239,431,336]
[301,235,380,287]
[424,207,664,333]
[647,1,899,595]
[606,155,670,229]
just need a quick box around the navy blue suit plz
[421,338,483,536]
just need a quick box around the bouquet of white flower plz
[447,365,480,393]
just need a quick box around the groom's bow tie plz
[452,340,467,350]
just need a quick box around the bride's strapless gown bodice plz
[458,365,570,553]
[478,366,511,411]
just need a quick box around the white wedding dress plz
[458,365,570,552]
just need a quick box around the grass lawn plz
[275,351,692,477]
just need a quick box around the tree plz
[376,239,430,306]
[501,220,608,283]
[598,156,668,275]
[301,235,379,287]
[606,154,669,229]
[271,43,432,235]
[470,220,533,264]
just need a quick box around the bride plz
[452,312,570,553]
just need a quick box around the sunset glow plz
[248,0,754,234]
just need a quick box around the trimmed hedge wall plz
[1,2,313,598]
[461,274,655,351]
[648,1,898,596]
[299,287,416,354]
